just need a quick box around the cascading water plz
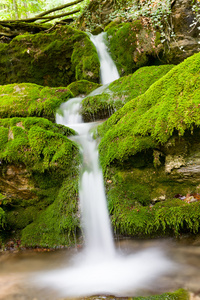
[35,33,174,298]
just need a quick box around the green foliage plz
[0,208,6,229]
[0,0,88,22]
[133,289,189,300]
[98,52,200,170]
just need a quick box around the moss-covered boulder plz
[81,65,174,121]
[0,117,80,247]
[0,26,100,86]
[0,81,100,122]
[105,21,162,76]
[67,80,101,97]
[98,52,200,237]
[0,83,73,122]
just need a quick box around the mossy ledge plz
[0,117,80,247]
[0,25,100,86]
[81,65,174,122]
[98,52,200,170]
[98,52,200,238]
[0,81,100,122]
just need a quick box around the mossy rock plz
[106,21,162,76]
[21,177,80,248]
[98,52,200,169]
[83,289,189,300]
[132,288,189,300]
[0,25,100,86]
[81,65,174,121]
[67,80,101,97]
[98,52,200,238]
[106,163,200,237]
[0,81,102,122]
[0,117,80,246]
[0,83,73,122]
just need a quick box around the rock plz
[161,0,200,64]
[81,64,174,122]
[0,26,100,86]
[165,155,186,173]
[0,117,80,247]
[0,83,73,122]
[106,21,162,76]
[98,52,200,237]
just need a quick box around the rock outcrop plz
[0,26,100,87]
[98,51,200,237]
[0,117,80,247]
[161,0,200,64]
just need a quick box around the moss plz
[106,21,161,76]
[81,93,115,121]
[71,37,100,82]
[21,177,80,248]
[98,52,200,170]
[0,207,6,229]
[0,83,73,121]
[0,117,78,174]
[68,80,101,96]
[109,183,200,237]
[0,26,100,86]
[6,206,39,230]
[0,117,80,245]
[81,65,174,121]
[133,289,189,300]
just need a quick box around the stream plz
[1,33,200,300]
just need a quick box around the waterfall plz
[35,32,174,298]
[89,32,120,84]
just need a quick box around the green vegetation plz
[21,175,80,247]
[0,83,73,121]
[109,191,200,237]
[106,21,161,76]
[0,207,6,229]
[81,65,174,121]
[132,289,189,300]
[0,117,80,246]
[67,80,101,96]
[0,26,100,86]
[98,52,200,170]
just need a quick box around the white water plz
[34,33,175,298]
[89,32,120,84]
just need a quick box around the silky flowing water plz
[31,32,174,297]
[1,33,199,300]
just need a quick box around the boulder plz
[0,26,100,87]
[0,117,80,247]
